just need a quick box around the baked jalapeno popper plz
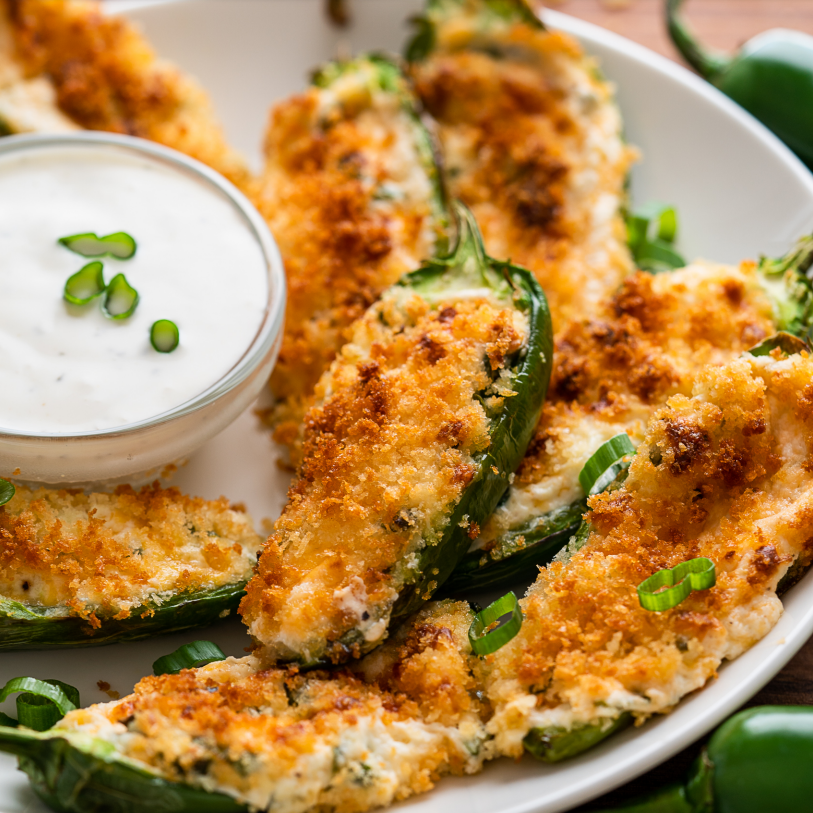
[407,0,635,331]
[1,601,492,813]
[485,349,813,762]
[0,484,262,648]
[240,204,553,666]
[256,54,448,449]
[0,0,251,190]
[446,236,813,593]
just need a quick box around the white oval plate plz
[3,3,813,812]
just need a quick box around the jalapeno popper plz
[448,236,813,593]
[1,601,492,813]
[0,0,250,189]
[407,0,635,331]
[486,350,813,761]
[256,55,448,448]
[240,205,552,666]
[0,484,263,648]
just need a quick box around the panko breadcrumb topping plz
[0,483,262,626]
[410,12,634,331]
[58,601,492,813]
[479,261,775,548]
[240,288,529,665]
[256,58,446,447]
[0,0,251,190]
[486,352,813,755]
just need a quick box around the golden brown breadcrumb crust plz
[1,0,251,190]
[0,483,262,625]
[241,291,527,664]
[256,69,444,446]
[480,261,775,546]
[411,24,634,331]
[60,601,491,813]
[486,353,813,754]
[526,264,772,472]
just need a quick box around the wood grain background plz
[548,1,813,808]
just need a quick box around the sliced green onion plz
[102,273,139,320]
[579,433,637,495]
[637,557,716,612]
[626,203,685,273]
[0,477,14,507]
[748,331,810,358]
[468,592,523,656]
[58,231,137,259]
[150,319,180,353]
[0,711,17,727]
[153,640,226,676]
[0,677,79,731]
[63,260,105,305]
[634,240,686,274]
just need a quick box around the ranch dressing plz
[0,143,268,434]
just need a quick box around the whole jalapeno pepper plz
[667,0,813,172]
[594,705,813,812]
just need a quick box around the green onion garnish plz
[150,319,180,353]
[153,640,226,676]
[637,557,716,612]
[469,592,523,656]
[0,478,14,507]
[579,433,637,495]
[63,261,105,305]
[102,273,139,320]
[0,677,79,731]
[748,331,810,358]
[58,231,137,260]
[626,203,685,273]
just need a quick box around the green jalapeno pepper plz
[0,582,247,650]
[667,0,813,171]
[0,726,247,813]
[593,705,813,813]
[448,234,813,596]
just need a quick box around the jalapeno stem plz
[666,0,731,82]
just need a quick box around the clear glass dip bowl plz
[0,132,286,488]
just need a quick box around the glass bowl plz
[0,132,286,488]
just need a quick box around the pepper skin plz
[594,706,813,812]
[667,0,813,171]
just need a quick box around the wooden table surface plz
[544,1,813,808]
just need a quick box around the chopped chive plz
[63,261,105,305]
[578,433,637,496]
[0,478,14,507]
[469,592,523,656]
[637,557,716,612]
[748,331,810,358]
[626,203,685,273]
[0,677,79,731]
[102,273,139,320]
[58,231,137,260]
[150,320,180,353]
[153,640,226,676]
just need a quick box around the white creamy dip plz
[0,143,268,434]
